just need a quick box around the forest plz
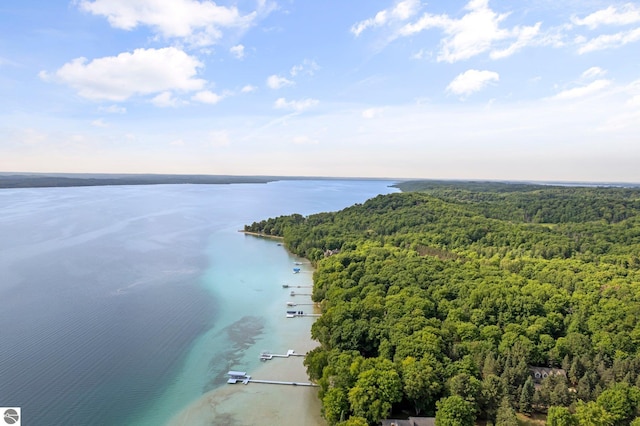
[245,181,640,425]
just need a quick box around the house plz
[324,248,340,257]
[529,366,566,383]
[381,417,436,426]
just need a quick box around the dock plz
[248,379,318,387]
[285,309,320,318]
[227,370,318,387]
[282,284,312,288]
[227,370,251,384]
[289,291,312,296]
[260,349,304,361]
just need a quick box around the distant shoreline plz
[0,172,399,189]
[0,174,277,189]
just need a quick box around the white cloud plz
[572,4,640,29]
[398,0,542,62]
[490,23,541,59]
[77,0,262,47]
[91,119,109,127]
[41,47,206,101]
[192,90,223,104]
[411,49,429,59]
[628,95,640,107]
[230,44,245,59]
[362,108,384,119]
[274,97,319,112]
[577,27,640,54]
[241,84,257,93]
[551,79,611,100]
[266,74,294,89]
[151,91,180,107]
[581,66,606,79]
[351,0,420,36]
[447,69,499,96]
[99,105,126,114]
[290,59,319,77]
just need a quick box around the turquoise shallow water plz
[0,180,397,425]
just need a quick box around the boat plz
[227,371,251,384]
[293,268,301,273]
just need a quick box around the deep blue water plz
[0,180,397,425]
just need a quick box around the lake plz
[0,180,398,425]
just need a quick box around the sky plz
[1,0,640,182]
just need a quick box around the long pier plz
[248,379,318,387]
[282,284,312,288]
[227,371,318,387]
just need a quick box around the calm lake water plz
[0,180,397,425]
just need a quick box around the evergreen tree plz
[520,376,535,415]
[495,397,518,426]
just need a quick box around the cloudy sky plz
[1,0,640,182]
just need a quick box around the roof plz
[529,366,566,382]
[381,417,436,426]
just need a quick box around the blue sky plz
[1,0,640,182]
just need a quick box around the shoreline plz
[166,334,323,426]
[239,230,285,241]
[165,240,324,426]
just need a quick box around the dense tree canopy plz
[248,181,640,425]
